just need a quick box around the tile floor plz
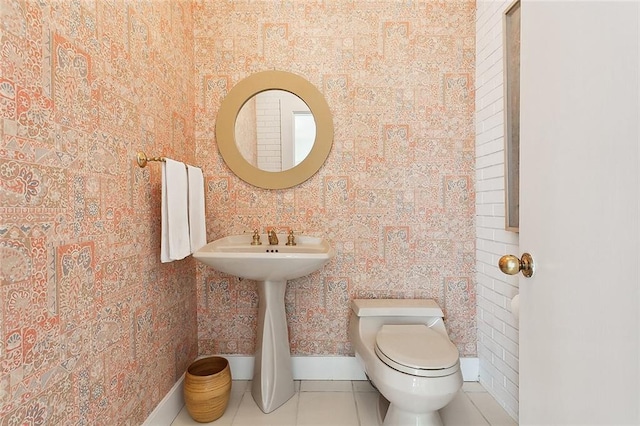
[171,380,518,426]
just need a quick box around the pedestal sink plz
[193,233,335,413]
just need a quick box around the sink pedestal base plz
[251,280,295,413]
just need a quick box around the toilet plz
[349,299,462,426]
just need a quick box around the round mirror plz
[216,71,333,189]
[235,90,316,172]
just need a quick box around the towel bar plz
[136,151,200,169]
[136,151,165,168]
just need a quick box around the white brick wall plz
[256,93,283,171]
[475,0,520,421]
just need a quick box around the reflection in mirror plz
[235,90,316,172]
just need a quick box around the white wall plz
[475,0,520,420]
[255,92,283,171]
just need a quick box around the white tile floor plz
[171,381,518,426]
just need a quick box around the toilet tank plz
[351,299,444,318]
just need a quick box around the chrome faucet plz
[268,230,279,245]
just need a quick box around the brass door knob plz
[498,253,535,277]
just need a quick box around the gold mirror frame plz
[216,70,334,189]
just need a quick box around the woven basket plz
[184,356,232,423]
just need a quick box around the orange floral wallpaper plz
[194,1,477,358]
[1,0,475,423]
[1,0,197,424]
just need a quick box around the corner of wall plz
[475,0,520,421]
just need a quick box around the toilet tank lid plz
[351,299,444,317]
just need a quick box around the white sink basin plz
[193,233,335,414]
[193,234,335,281]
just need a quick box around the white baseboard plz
[225,355,479,381]
[226,355,368,380]
[460,357,479,381]
[142,372,185,426]
[143,356,479,425]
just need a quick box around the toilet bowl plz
[349,299,462,426]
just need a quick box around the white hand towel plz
[161,162,170,262]
[187,165,207,252]
[161,159,191,262]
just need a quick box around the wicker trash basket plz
[183,356,232,423]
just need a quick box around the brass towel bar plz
[136,151,200,169]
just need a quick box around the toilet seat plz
[375,324,460,378]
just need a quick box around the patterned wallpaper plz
[1,0,476,423]
[1,0,197,424]
[194,1,477,358]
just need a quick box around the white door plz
[517,1,640,424]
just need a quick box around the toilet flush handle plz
[498,253,535,278]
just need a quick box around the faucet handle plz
[250,229,262,245]
[285,230,297,246]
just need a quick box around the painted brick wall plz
[255,93,282,171]
[475,0,520,420]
